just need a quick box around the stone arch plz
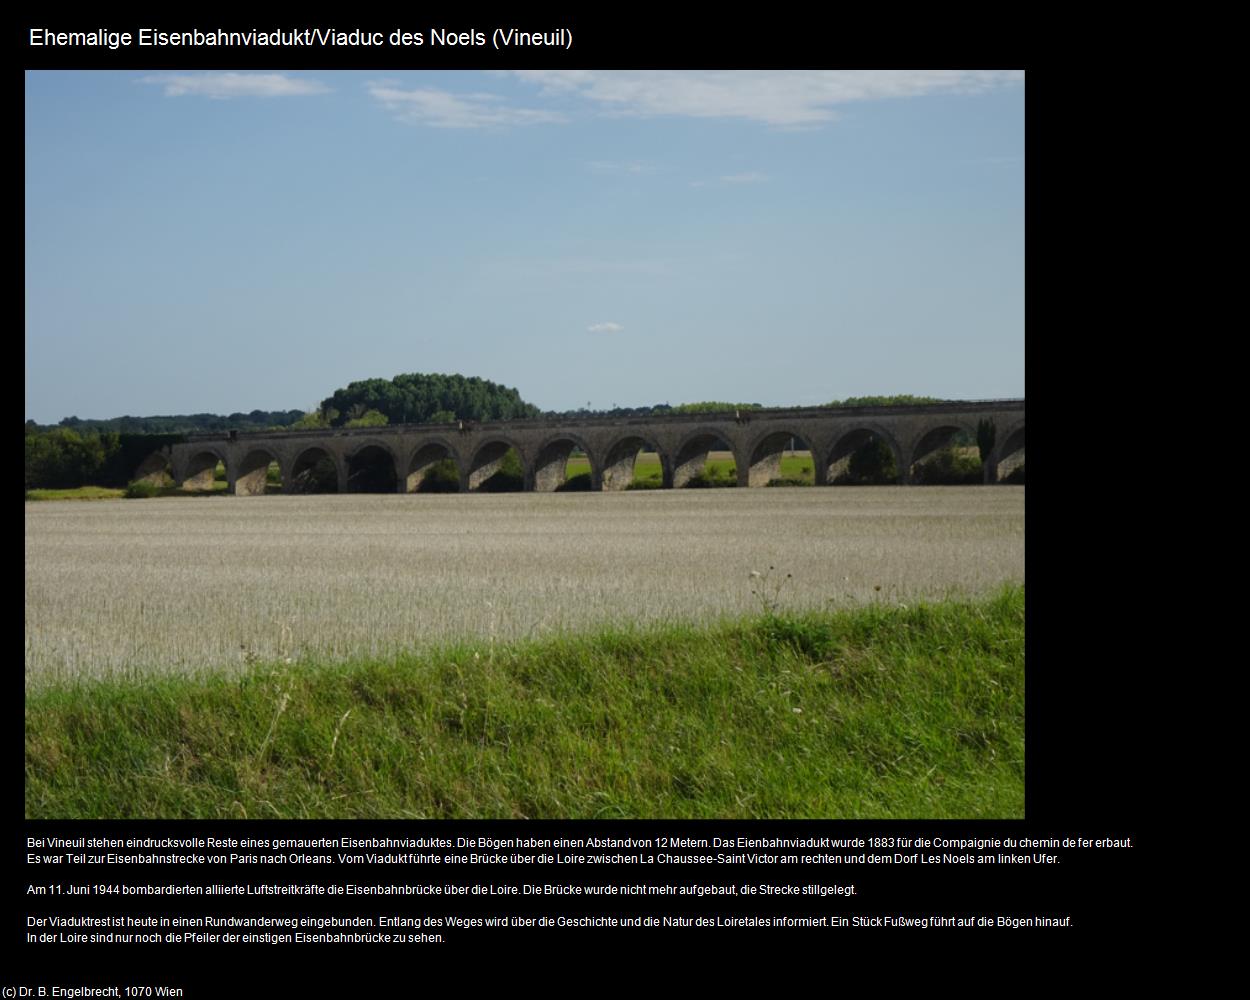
[345,439,400,493]
[747,428,816,487]
[673,429,740,488]
[133,450,174,486]
[601,433,668,491]
[909,422,981,485]
[181,447,228,491]
[468,437,525,492]
[825,425,904,486]
[235,448,282,497]
[289,446,339,494]
[405,438,462,493]
[994,423,1025,483]
[532,433,597,492]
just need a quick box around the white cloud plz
[139,73,329,99]
[511,70,1023,127]
[367,82,565,128]
[588,322,624,333]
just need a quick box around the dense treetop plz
[318,373,540,427]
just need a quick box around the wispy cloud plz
[588,322,624,333]
[512,70,1023,127]
[139,73,329,99]
[367,82,565,128]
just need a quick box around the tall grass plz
[25,586,1024,819]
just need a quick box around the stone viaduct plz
[137,400,1025,496]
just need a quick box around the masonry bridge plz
[137,400,1025,495]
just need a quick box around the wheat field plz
[24,487,1024,687]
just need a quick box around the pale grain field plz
[25,487,1023,687]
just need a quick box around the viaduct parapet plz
[139,400,1025,495]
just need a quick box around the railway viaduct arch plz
[141,400,1025,495]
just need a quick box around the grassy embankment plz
[26,483,230,501]
[26,586,1023,820]
[24,486,127,501]
[26,461,266,500]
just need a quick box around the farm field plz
[25,487,1023,687]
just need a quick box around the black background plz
[20,13,1146,986]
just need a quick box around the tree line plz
[26,410,306,435]
[25,427,185,490]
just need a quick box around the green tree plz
[320,373,539,427]
[668,401,762,414]
[829,394,944,407]
[24,427,111,489]
[845,438,898,484]
[289,409,334,430]
[977,418,997,464]
[345,408,389,428]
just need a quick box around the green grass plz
[26,586,1023,819]
[26,482,230,501]
[25,486,127,501]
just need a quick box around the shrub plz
[755,615,840,660]
[416,458,461,493]
[125,479,159,499]
[913,448,982,485]
[557,472,593,491]
[685,470,736,488]
[833,438,898,485]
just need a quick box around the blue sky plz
[24,71,1024,423]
